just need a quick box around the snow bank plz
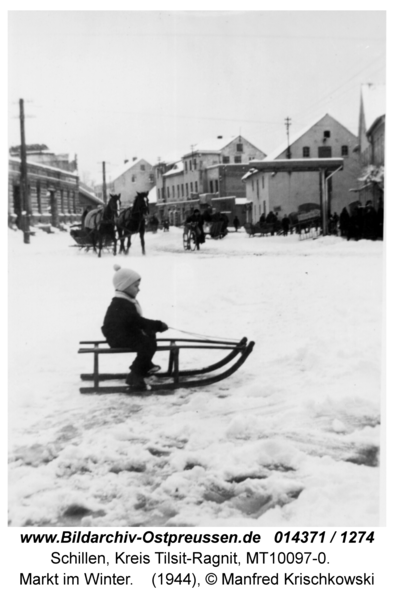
[8,227,383,526]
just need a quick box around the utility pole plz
[285,117,292,159]
[19,98,31,243]
[102,161,107,204]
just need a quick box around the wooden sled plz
[79,337,255,394]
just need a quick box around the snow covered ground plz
[8,226,384,527]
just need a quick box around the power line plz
[291,53,385,122]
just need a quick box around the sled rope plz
[168,327,239,342]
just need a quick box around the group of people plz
[337,201,383,241]
[258,211,287,235]
[184,206,231,244]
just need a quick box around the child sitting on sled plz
[102,265,168,391]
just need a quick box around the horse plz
[84,194,121,257]
[116,191,150,255]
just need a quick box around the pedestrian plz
[377,200,384,239]
[363,201,378,240]
[282,214,290,236]
[233,215,240,232]
[220,212,229,237]
[102,265,168,390]
[339,207,350,239]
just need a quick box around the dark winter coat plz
[102,297,164,348]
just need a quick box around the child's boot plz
[125,370,151,391]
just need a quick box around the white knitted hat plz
[112,264,141,291]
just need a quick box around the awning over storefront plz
[247,158,344,174]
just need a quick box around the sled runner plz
[78,337,254,394]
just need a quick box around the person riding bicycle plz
[186,209,205,246]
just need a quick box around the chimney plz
[124,159,129,164]
[133,156,138,161]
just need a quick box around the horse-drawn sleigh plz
[70,225,115,253]
[71,192,151,257]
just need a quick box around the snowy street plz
[8,227,383,527]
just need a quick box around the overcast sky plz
[8,10,386,185]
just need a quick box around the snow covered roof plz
[108,158,152,182]
[235,197,251,205]
[9,156,78,178]
[263,113,330,162]
[361,84,386,132]
[79,183,104,205]
[242,168,259,181]
[147,186,157,204]
[163,163,184,177]
[182,136,238,157]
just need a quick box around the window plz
[189,160,193,171]
[251,179,254,191]
[223,156,230,164]
[158,189,161,200]
[167,187,170,198]
[341,145,349,156]
[318,146,332,158]
[234,155,242,163]
[186,183,189,197]
[140,164,145,171]
[323,130,331,138]
[172,186,175,198]
[131,175,136,183]
[195,181,198,193]
[236,143,243,152]
[262,176,265,189]
[249,155,255,161]
[215,180,219,192]
[60,190,64,213]
[181,184,184,197]
[149,174,154,183]
[184,161,188,173]
[67,191,71,212]
[256,178,259,199]
[177,185,180,197]
[209,181,214,193]
[73,192,76,213]
[303,146,310,158]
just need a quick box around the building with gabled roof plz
[95,157,155,206]
[154,134,265,225]
[243,113,358,223]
